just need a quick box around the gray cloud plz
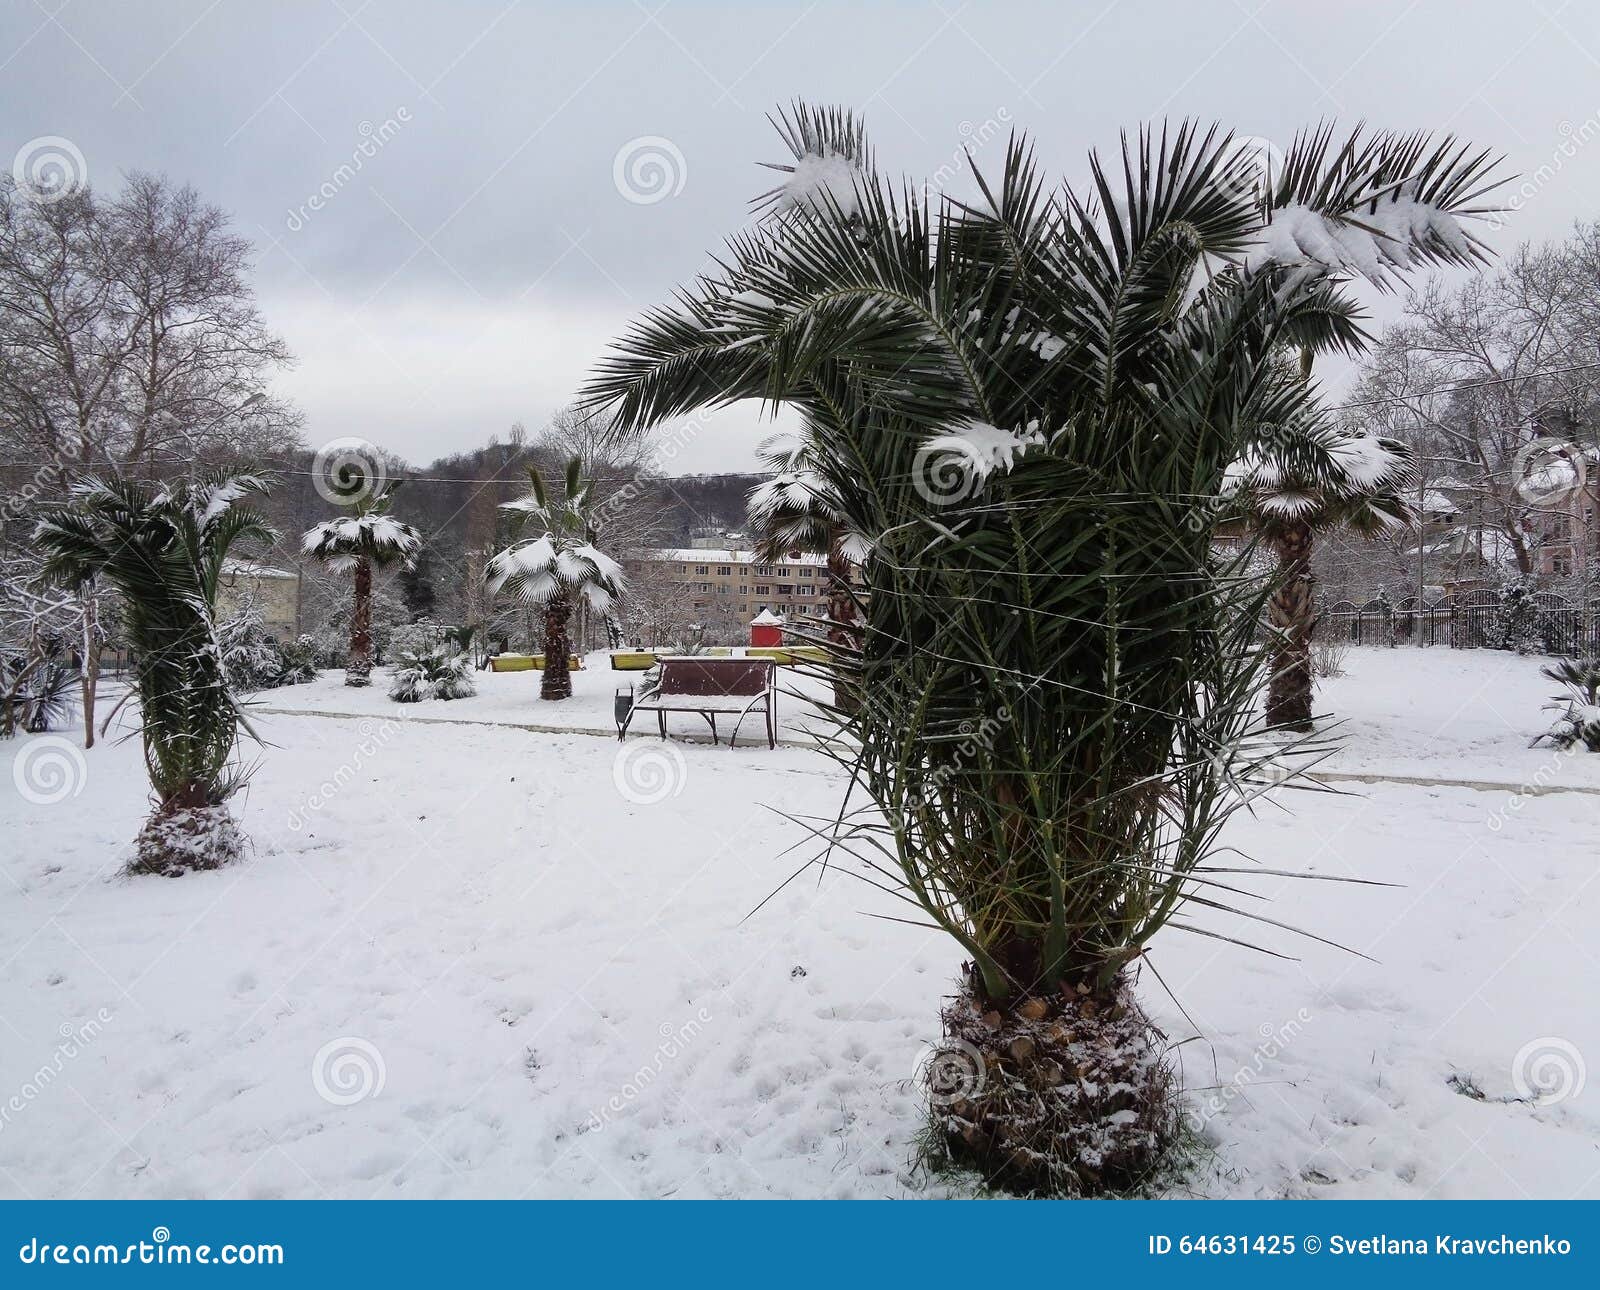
[5,0,1599,468]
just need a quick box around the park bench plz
[621,657,776,748]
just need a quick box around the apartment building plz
[630,547,836,620]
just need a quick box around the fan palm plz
[302,485,422,687]
[484,456,624,700]
[585,105,1497,1193]
[746,428,867,711]
[1224,404,1417,730]
[34,473,274,875]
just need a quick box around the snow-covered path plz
[1,647,1596,1199]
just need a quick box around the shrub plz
[1532,657,1600,752]
[388,642,476,703]
[1310,638,1348,680]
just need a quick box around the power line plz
[9,361,1600,488]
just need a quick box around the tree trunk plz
[1265,518,1316,731]
[541,595,572,700]
[932,972,1177,1196]
[825,543,861,716]
[79,588,100,749]
[347,555,373,686]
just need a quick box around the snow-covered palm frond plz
[1226,418,1416,533]
[301,511,423,571]
[754,102,875,218]
[486,459,625,611]
[301,482,423,573]
[583,102,1498,1003]
[34,472,275,810]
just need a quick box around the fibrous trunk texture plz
[347,555,374,687]
[1265,519,1316,731]
[541,596,573,700]
[929,973,1178,1196]
[825,547,861,716]
[130,800,246,877]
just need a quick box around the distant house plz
[217,560,299,639]
[1520,444,1599,579]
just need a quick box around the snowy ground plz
[1,645,1595,1199]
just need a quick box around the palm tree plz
[746,428,867,711]
[34,473,274,875]
[586,105,1497,1193]
[1225,399,1416,730]
[484,456,624,700]
[302,485,422,687]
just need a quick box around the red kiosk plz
[749,608,785,648]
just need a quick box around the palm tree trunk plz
[347,554,373,686]
[541,595,573,700]
[1265,518,1316,731]
[79,588,99,749]
[825,542,860,715]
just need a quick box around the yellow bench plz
[746,645,830,665]
[491,654,582,672]
[609,651,658,671]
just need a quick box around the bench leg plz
[709,713,718,745]
[658,710,666,740]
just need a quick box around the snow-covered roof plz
[750,608,785,625]
[645,548,827,567]
[222,559,296,580]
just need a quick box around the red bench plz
[621,657,776,748]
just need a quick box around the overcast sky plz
[5,0,1600,473]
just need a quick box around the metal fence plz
[1324,591,1600,656]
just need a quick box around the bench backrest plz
[657,657,773,697]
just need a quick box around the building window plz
[799,567,814,578]
[695,564,709,575]
[716,565,731,575]
[753,564,774,576]
[754,584,770,595]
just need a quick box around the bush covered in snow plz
[388,642,476,703]
[1532,657,1600,752]
[219,599,318,691]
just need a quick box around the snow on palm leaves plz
[485,457,624,700]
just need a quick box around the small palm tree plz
[485,457,624,700]
[746,428,867,711]
[302,485,422,687]
[34,473,274,875]
[587,104,1497,1193]
[1226,407,1416,730]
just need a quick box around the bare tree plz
[1356,228,1600,580]
[0,171,299,742]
